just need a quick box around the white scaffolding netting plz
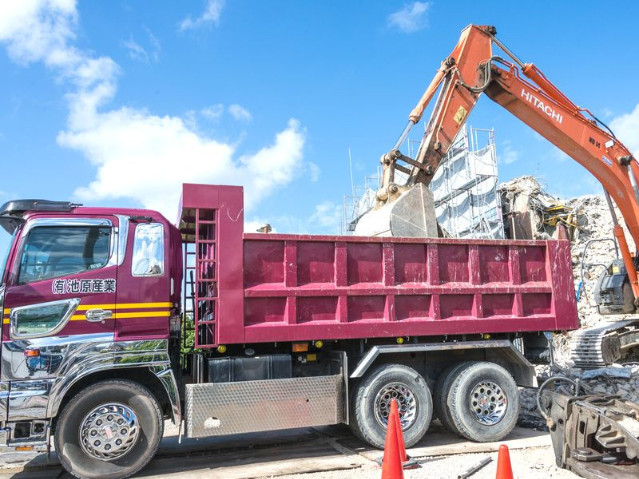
[430,127,504,239]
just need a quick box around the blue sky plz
[1,0,638,253]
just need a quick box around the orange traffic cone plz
[381,399,404,479]
[495,444,513,479]
[391,399,419,469]
[392,399,408,463]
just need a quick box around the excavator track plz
[570,319,639,368]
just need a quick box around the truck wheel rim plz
[469,381,507,425]
[374,382,417,430]
[79,403,140,461]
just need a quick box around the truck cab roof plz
[0,199,80,217]
[0,199,81,234]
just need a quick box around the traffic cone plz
[391,399,408,462]
[495,444,513,479]
[391,399,419,469]
[381,399,404,479]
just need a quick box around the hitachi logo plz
[521,89,563,124]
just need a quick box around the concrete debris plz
[499,177,635,356]
[500,176,561,240]
[500,176,639,428]
[519,364,639,429]
[581,366,633,380]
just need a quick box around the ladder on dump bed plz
[183,207,219,348]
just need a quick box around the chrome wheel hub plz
[79,403,139,461]
[470,381,507,425]
[374,382,417,430]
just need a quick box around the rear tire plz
[446,362,519,442]
[351,364,432,448]
[55,380,163,479]
[433,362,471,434]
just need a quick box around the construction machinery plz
[538,376,639,478]
[358,24,639,367]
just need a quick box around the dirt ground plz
[0,422,581,479]
[269,446,577,479]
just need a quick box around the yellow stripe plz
[76,302,171,311]
[3,303,172,323]
[117,302,172,309]
[70,311,171,321]
[114,311,171,319]
[5,302,171,312]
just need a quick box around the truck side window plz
[132,223,164,276]
[18,226,111,284]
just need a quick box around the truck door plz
[114,220,171,340]
[1,216,122,381]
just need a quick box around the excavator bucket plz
[354,184,439,238]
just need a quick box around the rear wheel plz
[433,362,471,434]
[55,380,163,479]
[351,364,432,448]
[446,362,519,442]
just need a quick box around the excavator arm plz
[378,24,639,302]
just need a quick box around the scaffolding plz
[343,126,504,239]
[341,170,380,235]
[430,126,504,239]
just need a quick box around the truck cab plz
[0,201,182,469]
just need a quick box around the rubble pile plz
[500,177,639,423]
[565,194,636,327]
[499,177,634,352]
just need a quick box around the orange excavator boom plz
[378,24,639,300]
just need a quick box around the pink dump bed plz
[240,234,578,343]
[179,183,578,348]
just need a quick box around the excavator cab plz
[595,259,637,315]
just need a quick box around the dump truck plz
[0,183,577,478]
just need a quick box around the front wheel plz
[55,380,163,479]
[351,364,432,449]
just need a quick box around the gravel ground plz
[266,445,578,479]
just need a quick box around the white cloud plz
[201,104,224,121]
[123,29,161,63]
[0,0,78,66]
[309,201,342,232]
[123,37,149,63]
[245,199,342,236]
[228,104,252,122]
[388,2,431,33]
[499,141,519,165]
[0,0,306,221]
[145,27,161,61]
[308,162,320,182]
[60,115,304,220]
[610,103,639,158]
[179,0,225,32]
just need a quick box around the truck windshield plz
[17,226,111,284]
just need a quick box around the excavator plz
[357,24,639,369]
[356,24,639,478]
[355,23,639,477]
